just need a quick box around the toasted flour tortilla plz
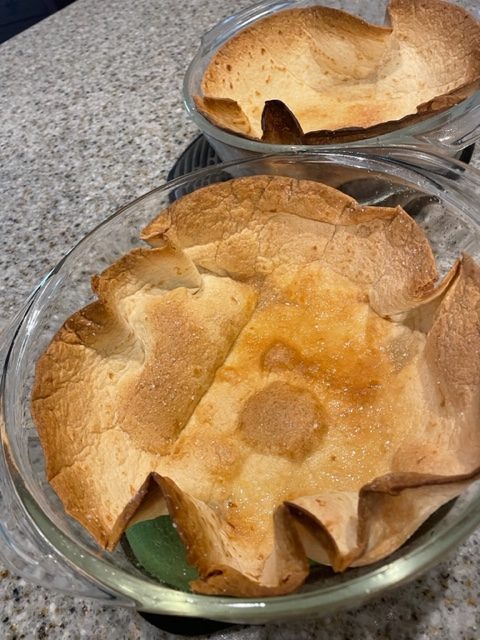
[32,176,480,596]
[196,0,480,143]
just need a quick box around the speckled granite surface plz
[1,0,480,638]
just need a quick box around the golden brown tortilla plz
[195,0,480,143]
[32,176,480,596]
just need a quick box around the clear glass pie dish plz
[1,148,480,624]
[183,0,480,162]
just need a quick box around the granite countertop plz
[1,0,480,638]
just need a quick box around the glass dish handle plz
[0,295,133,605]
[415,100,480,152]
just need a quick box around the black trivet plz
[460,143,475,165]
[167,135,475,183]
[140,611,237,636]
[168,135,221,180]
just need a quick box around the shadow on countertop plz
[0,0,76,44]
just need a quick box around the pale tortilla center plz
[158,264,425,554]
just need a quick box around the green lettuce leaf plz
[125,516,198,591]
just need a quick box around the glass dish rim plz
[3,147,480,620]
[182,0,480,153]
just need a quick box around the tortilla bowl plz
[184,0,480,159]
[2,150,480,621]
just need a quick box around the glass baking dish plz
[183,0,480,162]
[1,148,480,624]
